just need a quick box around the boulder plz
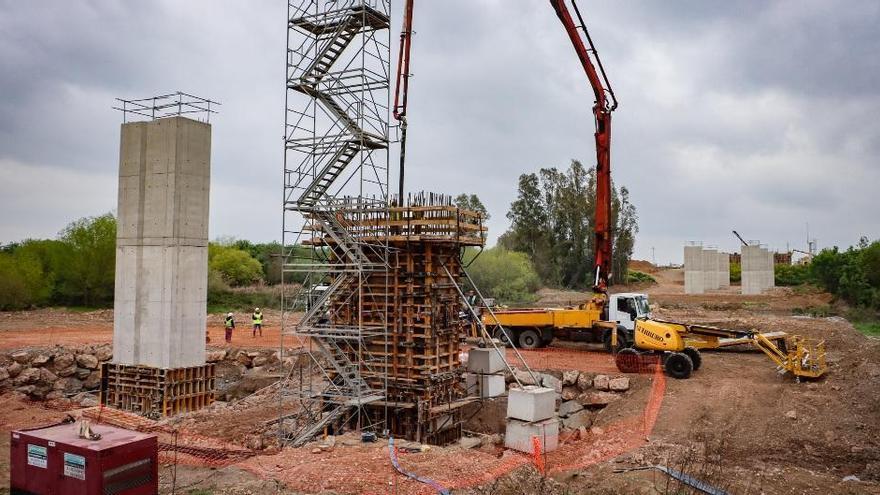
[609,377,630,392]
[785,410,797,420]
[592,375,610,391]
[561,409,592,430]
[16,385,36,395]
[84,371,101,390]
[76,354,99,370]
[32,354,51,366]
[558,400,584,418]
[53,353,75,371]
[0,379,11,391]
[576,372,593,391]
[75,368,92,380]
[252,356,268,368]
[38,368,58,384]
[512,368,538,386]
[561,386,579,401]
[73,392,99,408]
[236,352,253,367]
[54,377,84,393]
[11,351,30,364]
[94,346,113,362]
[56,365,77,377]
[45,390,64,401]
[541,374,562,394]
[562,370,579,386]
[13,367,41,386]
[6,362,23,378]
[0,367,9,382]
[577,391,619,407]
[206,350,227,363]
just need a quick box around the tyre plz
[664,352,694,379]
[518,329,541,349]
[615,348,642,373]
[493,327,513,346]
[603,327,631,352]
[682,346,702,371]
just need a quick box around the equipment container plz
[10,421,158,495]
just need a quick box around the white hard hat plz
[255,307,260,311]
[227,312,233,317]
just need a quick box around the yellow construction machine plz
[613,319,827,379]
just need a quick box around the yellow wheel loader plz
[613,319,827,380]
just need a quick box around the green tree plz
[466,247,540,304]
[454,193,490,220]
[0,250,52,309]
[56,213,117,306]
[503,160,638,289]
[208,246,264,286]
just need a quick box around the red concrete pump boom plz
[550,0,618,292]
[393,0,415,201]
[393,1,617,291]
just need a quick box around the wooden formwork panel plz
[100,363,215,418]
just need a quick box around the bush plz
[466,247,541,304]
[626,270,656,284]
[774,263,811,286]
[0,251,52,310]
[208,246,264,287]
[729,262,741,283]
[810,239,880,310]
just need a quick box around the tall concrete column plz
[113,116,211,369]
[684,246,704,294]
[718,252,731,288]
[702,248,719,291]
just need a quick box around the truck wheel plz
[683,346,702,371]
[603,327,630,352]
[518,329,541,349]
[664,352,694,379]
[615,348,641,373]
[493,327,512,346]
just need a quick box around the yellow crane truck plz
[480,292,650,350]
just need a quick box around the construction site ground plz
[1,267,879,494]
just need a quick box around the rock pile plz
[0,344,112,405]
[507,368,631,435]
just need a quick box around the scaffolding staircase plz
[283,1,390,447]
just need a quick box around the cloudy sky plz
[1,0,878,264]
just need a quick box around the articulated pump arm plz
[393,0,415,201]
[550,0,618,292]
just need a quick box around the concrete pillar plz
[718,252,731,288]
[768,250,776,288]
[702,249,719,291]
[684,246,704,294]
[742,245,765,295]
[113,116,211,369]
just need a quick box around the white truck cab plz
[607,293,651,331]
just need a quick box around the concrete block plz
[466,373,506,398]
[507,386,556,422]
[467,348,506,374]
[702,248,718,290]
[504,417,559,453]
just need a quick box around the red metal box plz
[10,421,158,495]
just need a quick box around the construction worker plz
[224,312,235,344]
[466,290,478,307]
[252,307,263,337]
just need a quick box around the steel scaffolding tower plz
[280,0,391,446]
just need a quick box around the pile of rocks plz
[507,368,630,434]
[0,344,112,404]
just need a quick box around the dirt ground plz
[1,266,879,494]
[0,308,297,350]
